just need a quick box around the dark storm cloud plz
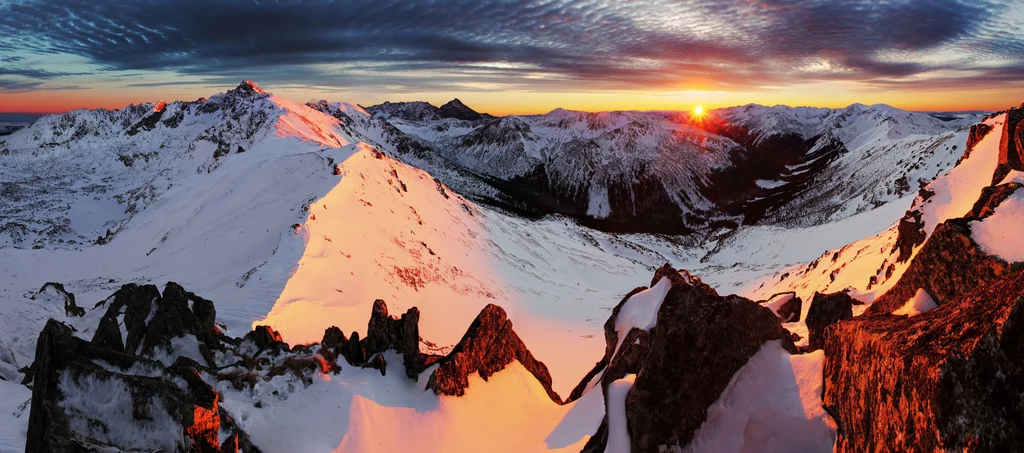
[0,0,1019,91]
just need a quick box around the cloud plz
[0,0,1019,93]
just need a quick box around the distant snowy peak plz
[365,98,487,122]
[715,103,978,147]
[4,80,352,153]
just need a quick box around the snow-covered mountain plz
[0,80,1020,453]
[350,100,978,233]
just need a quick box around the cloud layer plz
[0,0,1021,93]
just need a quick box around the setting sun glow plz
[694,105,704,116]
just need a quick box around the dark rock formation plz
[890,209,926,263]
[805,291,854,351]
[651,263,718,296]
[623,285,796,452]
[91,313,124,352]
[321,326,347,353]
[578,264,795,453]
[35,282,84,317]
[993,106,1024,184]
[366,353,387,376]
[26,320,257,452]
[426,304,561,403]
[958,122,993,165]
[565,286,649,404]
[824,271,1024,452]
[437,98,483,121]
[966,183,1023,220]
[361,299,420,379]
[765,291,802,322]
[868,220,1008,315]
[242,325,288,353]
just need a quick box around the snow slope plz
[0,81,1000,453]
[743,113,1007,315]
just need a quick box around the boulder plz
[426,304,561,403]
[776,294,802,322]
[824,271,1024,452]
[805,291,854,351]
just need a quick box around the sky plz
[1,0,1023,115]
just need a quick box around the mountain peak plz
[231,80,268,96]
[438,98,482,121]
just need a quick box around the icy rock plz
[26,320,248,452]
[824,271,1024,452]
[581,265,795,453]
[426,304,561,403]
[804,291,855,351]
[242,325,288,354]
[35,282,84,317]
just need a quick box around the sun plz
[693,105,704,116]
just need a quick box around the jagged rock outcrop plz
[426,304,561,403]
[579,265,796,453]
[361,299,421,379]
[805,291,855,351]
[241,325,288,353]
[867,220,1008,315]
[92,282,228,366]
[966,183,1023,220]
[26,320,257,452]
[890,209,926,263]
[993,105,1024,184]
[824,270,1024,452]
[34,282,84,317]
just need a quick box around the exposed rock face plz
[993,106,1024,184]
[824,271,1024,452]
[93,282,227,366]
[426,304,561,403]
[868,220,1008,315]
[959,122,993,165]
[776,293,803,322]
[579,264,795,453]
[805,291,855,351]
[26,320,254,452]
[35,282,84,317]
[361,299,421,379]
[966,183,1023,220]
[890,209,926,263]
[565,286,649,404]
[624,285,796,452]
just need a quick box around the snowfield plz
[0,81,999,453]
